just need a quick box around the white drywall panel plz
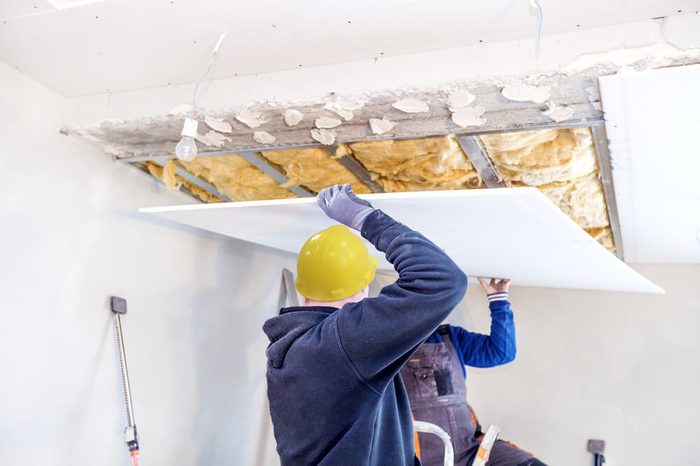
[141,189,663,293]
[0,60,288,466]
[600,64,700,263]
[0,0,696,96]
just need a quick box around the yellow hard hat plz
[296,225,379,301]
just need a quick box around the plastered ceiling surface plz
[139,189,662,293]
[600,65,700,263]
[0,0,696,96]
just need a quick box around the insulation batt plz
[348,135,481,191]
[537,174,609,229]
[480,128,597,186]
[143,161,221,203]
[479,129,559,152]
[586,227,615,251]
[180,155,294,201]
[480,128,615,251]
[262,147,371,194]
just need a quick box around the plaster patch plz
[392,98,429,113]
[195,130,231,147]
[451,106,486,128]
[284,109,304,127]
[204,117,233,133]
[501,84,551,104]
[447,89,476,110]
[315,117,342,129]
[369,117,396,135]
[168,103,193,116]
[543,104,574,123]
[236,108,267,129]
[253,131,276,144]
[324,97,365,121]
[310,128,337,145]
[324,105,354,121]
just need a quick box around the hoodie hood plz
[263,306,336,368]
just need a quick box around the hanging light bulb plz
[175,117,198,161]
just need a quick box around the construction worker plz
[263,184,467,465]
[403,278,546,466]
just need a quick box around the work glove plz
[317,184,375,231]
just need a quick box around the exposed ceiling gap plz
[455,135,505,188]
[326,145,385,193]
[130,162,208,204]
[237,152,314,198]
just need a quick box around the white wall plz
[0,61,294,466]
[444,265,699,466]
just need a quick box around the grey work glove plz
[317,184,375,231]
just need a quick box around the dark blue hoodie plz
[263,210,468,465]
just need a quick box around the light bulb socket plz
[181,118,199,138]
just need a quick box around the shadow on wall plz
[188,237,293,465]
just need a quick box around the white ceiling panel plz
[0,1,55,19]
[0,0,697,96]
[140,188,663,293]
[600,65,700,263]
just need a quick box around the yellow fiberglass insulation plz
[479,129,559,153]
[480,128,597,186]
[586,227,615,253]
[347,135,481,192]
[536,173,609,229]
[143,161,221,203]
[261,147,371,194]
[179,155,294,201]
[481,127,614,251]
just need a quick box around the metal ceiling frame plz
[455,135,504,189]
[120,118,624,259]
[591,123,624,260]
[325,145,385,193]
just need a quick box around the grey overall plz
[401,326,539,466]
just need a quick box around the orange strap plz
[412,414,421,459]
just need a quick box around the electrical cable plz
[189,33,227,118]
[530,0,543,61]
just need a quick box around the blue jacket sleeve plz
[452,300,516,368]
[334,210,468,391]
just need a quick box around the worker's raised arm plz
[318,185,467,391]
[452,278,516,368]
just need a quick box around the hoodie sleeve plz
[333,210,467,391]
[451,299,516,368]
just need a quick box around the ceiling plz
[0,0,697,96]
[600,65,700,263]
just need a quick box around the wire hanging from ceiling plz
[176,32,227,161]
[190,33,227,118]
[530,0,543,63]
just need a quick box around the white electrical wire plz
[189,32,227,118]
[530,0,543,60]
